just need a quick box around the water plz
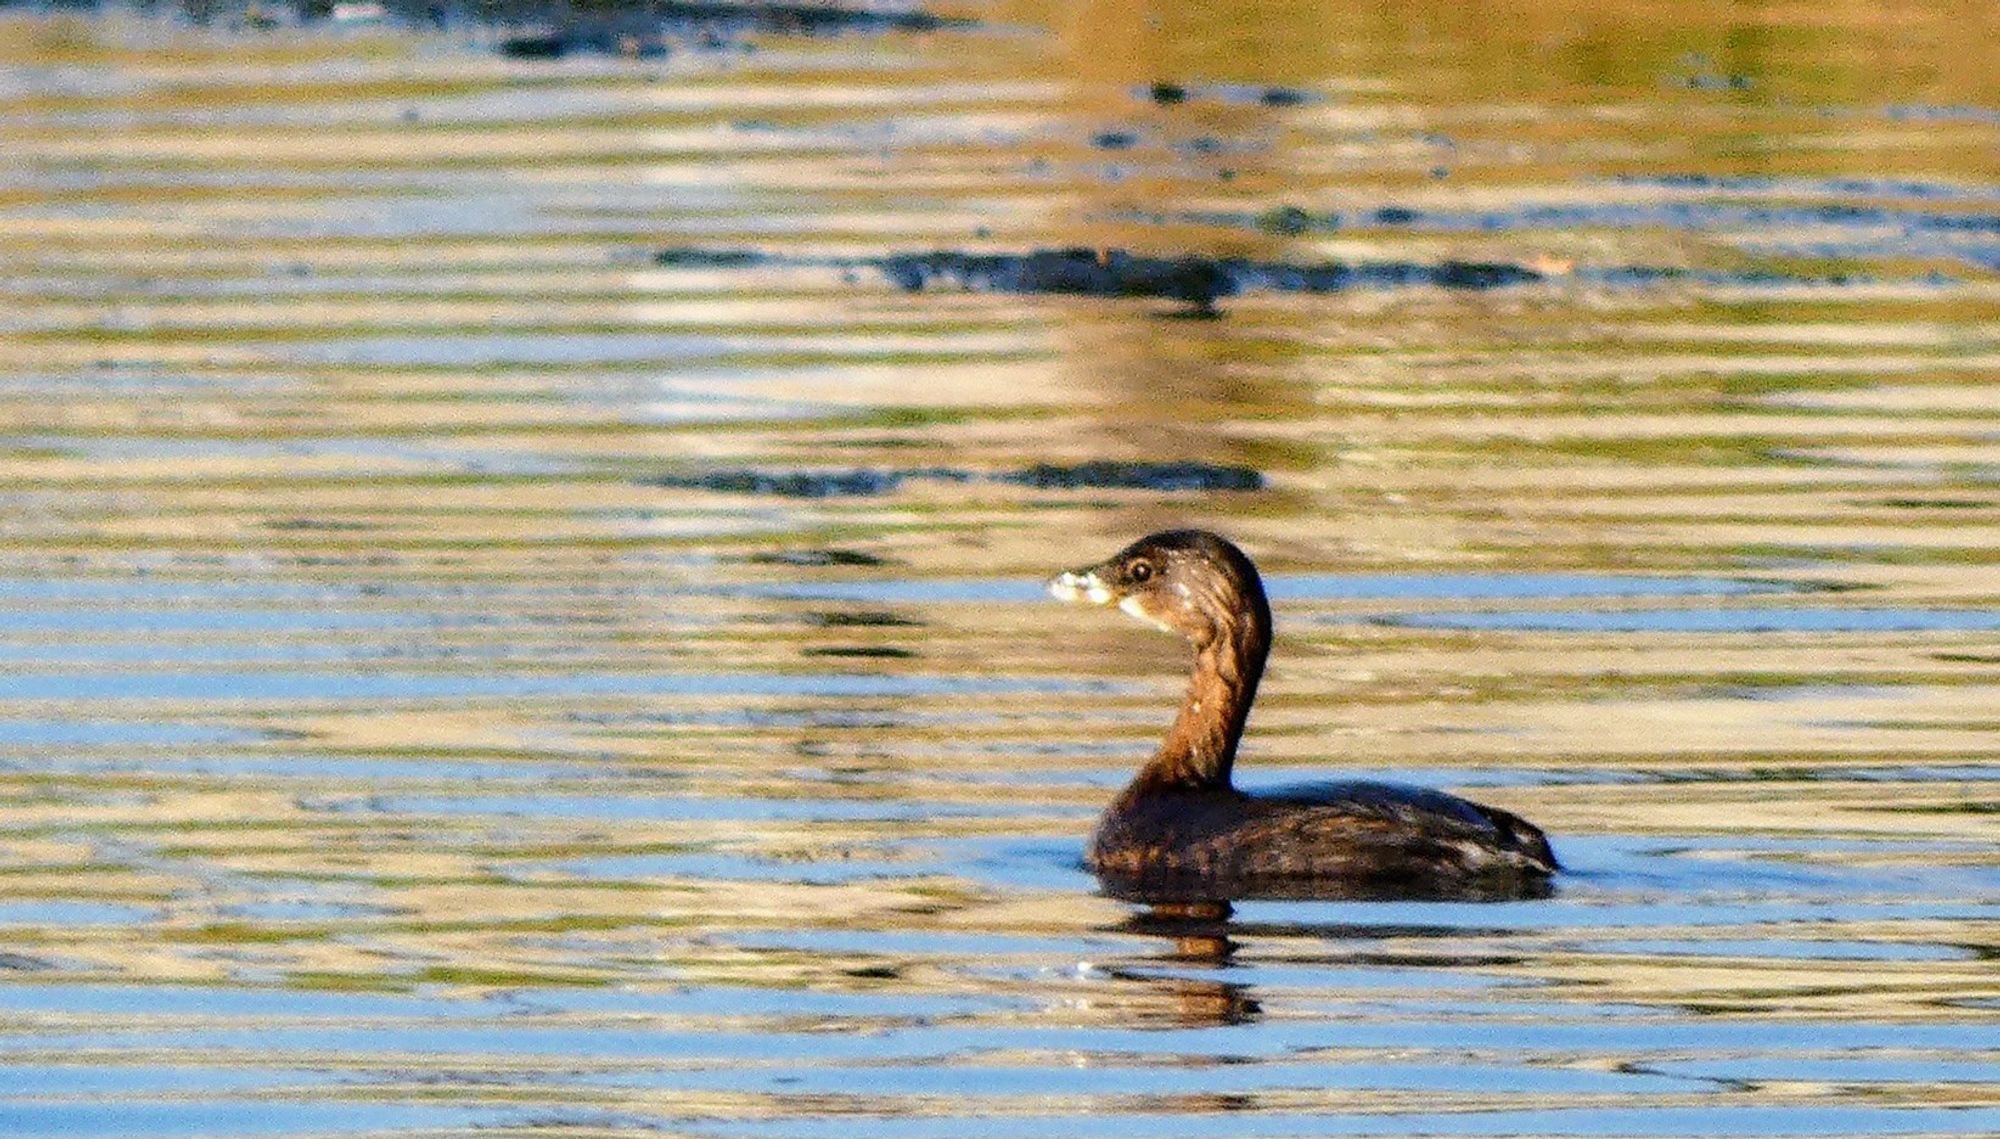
[0,1,1996,1136]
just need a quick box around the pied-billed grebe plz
[1051,529,1557,902]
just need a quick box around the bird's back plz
[1089,778,1557,904]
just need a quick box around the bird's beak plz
[1047,567,1114,605]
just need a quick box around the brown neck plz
[1135,607,1268,790]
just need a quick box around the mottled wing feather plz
[1255,779,1505,833]
[1089,780,1557,902]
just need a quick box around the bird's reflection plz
[1100,903,1258,1025]
[1096,878,1551,1028]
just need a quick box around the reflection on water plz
[0,0,1996,1135]
[1386,607,2000,633]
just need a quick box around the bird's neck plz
[1135,609,1268,791]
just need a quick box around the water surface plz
[0,1,1995,1136]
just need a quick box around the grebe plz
[1051,529,1557,903]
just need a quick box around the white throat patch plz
[1118,593,1177,634]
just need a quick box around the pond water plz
[0,0,1996,1135]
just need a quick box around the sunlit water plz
[0,1,1996,1135]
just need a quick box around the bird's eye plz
[1128,560,1154,583]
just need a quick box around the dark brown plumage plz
[1050,529,1557,904]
